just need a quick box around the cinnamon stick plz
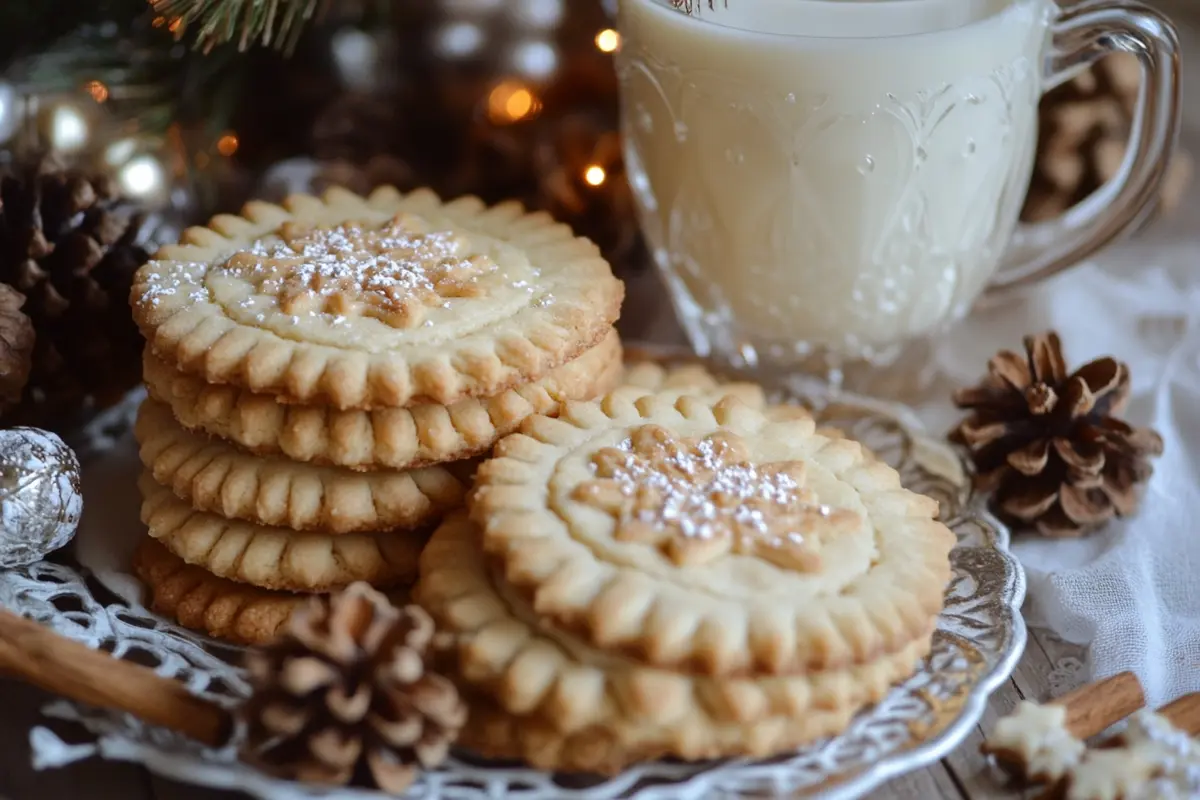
[1053,671,1145,739]
[0,608,233,747]
[1156,691,1200,736]
[1099,691,1200,746]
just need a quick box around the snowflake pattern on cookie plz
[222,213,496,329]
[574,424,859,571]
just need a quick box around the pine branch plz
[8,19,240,138]
[151,0,329,53]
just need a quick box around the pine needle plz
[151,0,328,54]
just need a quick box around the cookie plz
[135,398,467,534]
[132,186,624,409]
[620,358,766,408]
[417,514,932,772]
[133,538,410,645]
[457,696,860,775]
[138,474,424,592]
[133,536,310,645]
[143,328,623,471]
[619,357,824,426]
[470,390,955,676]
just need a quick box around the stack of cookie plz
[128,186,624,644]
[416,388,957,772]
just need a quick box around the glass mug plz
[616,0,1181,384]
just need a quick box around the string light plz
[595,29,621,53]
[104,138,138,166]
[584,165,607,186]
[118,154,164,199]
[434,21,484,58]
[85,80,109,103]
[487,80,541,124]
[48,105,88,152]
[216,132,239,157]
[509,40,558,81]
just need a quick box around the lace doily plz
[8,365,1026,800]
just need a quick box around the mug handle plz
[983,0,1181,301]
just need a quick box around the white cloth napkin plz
[916,262,1200,708]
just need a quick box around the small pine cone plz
[0,284,33,413]
[0,152,153,428]
[241,584,467,793]
[951,332,1164,537]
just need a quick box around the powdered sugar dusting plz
[575,425,860,571]
[615,435,808,538]
[220,213,500,329]
[139,262,209,307]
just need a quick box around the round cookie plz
[143,328,623,471]
[138,474,424,592]
[134,537,310,645]
[619,357,827,427]
[132,186,624,409]
[457,698,855,776]
[417,514,933,773]
[135,398,467,534]
[133,538,410,645]
[470,390,956,676]
[620,358,767,408]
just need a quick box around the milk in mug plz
[617,0,1053,365]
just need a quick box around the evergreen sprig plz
[151,0,329,53]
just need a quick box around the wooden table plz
[2,3,1197,796]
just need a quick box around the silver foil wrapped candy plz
[0,428,83,568]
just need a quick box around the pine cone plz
[0,152,153,429]
[1024,53,1193,225]
[242,583,466,793]
[0,284,34,413]
[951,332,1164,537]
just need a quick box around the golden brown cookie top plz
[223,214,494,330]
[470,389,956,676]
[574,424,859,572]
[133,187,623,409]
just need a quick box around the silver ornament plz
[0,428,83,569]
